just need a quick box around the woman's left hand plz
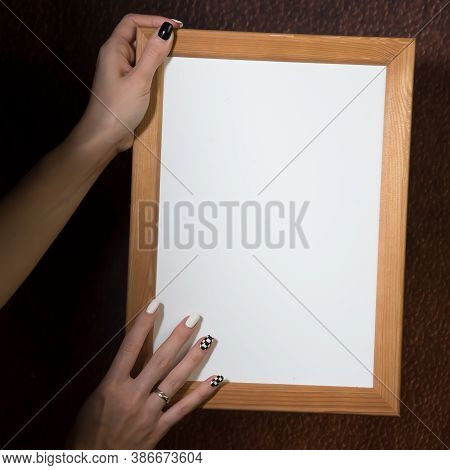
[71,14,182,157]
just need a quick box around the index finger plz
[106,299,161,379]
[111,14,181,44]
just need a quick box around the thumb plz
[133,22,174,87]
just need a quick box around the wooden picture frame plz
[127,28,415,415]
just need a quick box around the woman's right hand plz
[68,302,223,449]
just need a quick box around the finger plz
[131,22,175,88]
[154,375,225,440]
[107,299,161,379]
[111,14,181,44]
[136,314,201,391]
[148,335,215,410]
[98,39,136,76]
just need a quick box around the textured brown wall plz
[0,0,448,449]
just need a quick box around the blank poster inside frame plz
[127,29,415,415]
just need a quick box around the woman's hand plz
[0,14,183,308]
[70,14,182,158]
[68,303,223,449]
[68,16,219,449]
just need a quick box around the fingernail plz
[158,22,173,40]
[200,335,214,350]
[210,375,224,387]
[171,18,183,27]
[185,313,200,328]
[146,299,160,314]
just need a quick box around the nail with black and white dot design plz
[200,335,214,351]
[210,375,224,387]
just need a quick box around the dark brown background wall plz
[0,0,448,450]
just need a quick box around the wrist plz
[65,113,120,165]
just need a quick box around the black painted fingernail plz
[210,375,224,387]
[200,335,214,351]
[158,22,173,40]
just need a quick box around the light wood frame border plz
[127,29,415,415]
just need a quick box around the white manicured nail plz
[171,18,183,27]
[146,299,160,314]
[185,313,200,328]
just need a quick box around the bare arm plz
[1,15,225,450]
[0,15,180,308]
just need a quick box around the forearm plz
[0,123,116,308]
[0,14,178,309]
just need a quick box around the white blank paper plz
[154,57,386,387]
